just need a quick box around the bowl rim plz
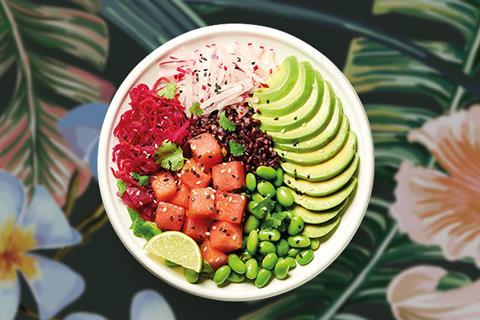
[98,23,374,301]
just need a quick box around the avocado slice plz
[282,131,357,181]
[253,60,315,117]
[284,154,359,196]
[268,86,336,143]
[290,177,357,211]
[275,99,343,152]
[302,217,341,238]
[293,200,348,224]
[256,67,323,132]
[276,114,350,165]
[254,56,299,105]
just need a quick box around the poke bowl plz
[98,24,374,301]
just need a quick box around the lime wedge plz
[145,231,202,272]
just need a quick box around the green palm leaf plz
[0,0,111,204]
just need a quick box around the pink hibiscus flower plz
[391,105,480,266]
[388,266,480,319]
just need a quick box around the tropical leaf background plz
[1,0,479,319]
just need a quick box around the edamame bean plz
[247,230,259,254]
[240,251,253,262]
[288,216,305,235]
[228,254,246,274]
[310,238,320,250]
[214,265,231,285]
[243,215,260,234]
[285,210,296,221]
[251,193,264,202]
[258,241,276,255]
[228,272,245,283]
[165,259,178,267]
[255,269,272,288]
[296,249,314,266]
[274,258,290,279]
[184,268,199,283]
[245,258,258,280]
[274,168,284,187]
[276,239,289,257]
[248,201,258,214]
[288,235,311,248]
[246,173,257,192]
[257,181,276,197]
[262,253,278,270]
[288,248,300,257]
[259,229,281,241]
[284,256,297,269]
[256,166,277,179]
[276,187,294,207]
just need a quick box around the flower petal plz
[392,161,480,266]
[65,312,107,320]
[23,254,85,320]
[18,186,81,249]
[388,266,480,320]
[0,171,25,225]
[58,103,108,162]
[130,290,175,320]
[0,279,20,320]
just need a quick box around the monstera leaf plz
[0,0,112,205]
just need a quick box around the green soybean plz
[285,256,297,269]
[248,201,258,214]
[258,241,276,255]
[276,186,294,207]
[276,239,290,257]
[228,254,246,274]
[228,272,245,283]
[257,181,276,197]
[243,215,260,234]
[255,269,272,288]
[240,251,253,262]
[259,229,281,241]
[274,258,290,279]
[262,253,278,270]
[247,230,259,254]
[296,249,314,266]
[288,248,300,257]
[184,268,199,283]
[251,193,265,202]
[246,173,257,192]
[310,238,321,250]
[285,210,296,221]
[288,216,305,235]
[274,168,284,187]
[245,258,259,280]
[164,259,178,267]
[256,166,277,179]
[214,265,231,285]
[288,235,311,248]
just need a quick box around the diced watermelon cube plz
[150,171,177,202]
[170,183,190,208]
[212,161,245,192]
[189,133,223,168]
[213,192,247,224]
[180,159,211,189]
[201,239,228,270]
[189,187,216,216]
[210,221,242,253]
[182,216,212,242]
[155,202,185,231]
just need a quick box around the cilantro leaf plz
[128,207,161,240]
[158,83,177,99]
[155,141,185,171]
[131,172,150,186]
[219,111,236,132]
[251,195,275,220]
[189,102,204,116]
[117,179,127,197]
[201,261,215,278]
[228,140,245,156]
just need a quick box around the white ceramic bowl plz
[98,24,374,301]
